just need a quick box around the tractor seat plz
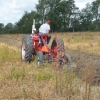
[39,34,48,40]
[39,34,48,44]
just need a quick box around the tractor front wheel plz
[37,52,44,66]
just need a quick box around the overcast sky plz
[0,0,95,25]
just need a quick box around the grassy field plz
[0,32,100,100]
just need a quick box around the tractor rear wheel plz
[51,37,71,67]
[21,35,33,62]
[37,51,44,66]
[51,37,65,56]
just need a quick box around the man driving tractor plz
[21,19,71,67]
[38,20,51,44]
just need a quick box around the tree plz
[91,0,100,30]
[4,23,14,33]
[16,11,37,33]
[0,23,4,34]
[79,3,94,31]
[3,0,100,33]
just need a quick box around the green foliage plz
[36,69,53,81]
[4,23,15,34]
[22,88,27,99]
[16,11,36,33]
[2,0,100,33]
[8,68,24,79]
[0,23,4,33]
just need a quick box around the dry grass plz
[0,32,100,99]
[56,32,100,54]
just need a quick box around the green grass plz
[8,68,24,79]
[0,43,20,62]
[35,68,53,81]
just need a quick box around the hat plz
[47,20,51,24]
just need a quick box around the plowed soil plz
[66,49,100,85]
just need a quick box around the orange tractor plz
[21,20,71,68]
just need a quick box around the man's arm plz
[47,25,50,34]
[47,30,50,34]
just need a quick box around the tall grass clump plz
[80,62,96,100]
[0,43,20,62]
[35,67,53,81]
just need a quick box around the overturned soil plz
[66,49,100,85]
[0,36,100,85]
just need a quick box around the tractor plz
[21,19,71,68]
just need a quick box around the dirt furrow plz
[66,49,100,85]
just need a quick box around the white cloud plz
[0,0,38,25]
[75,0,94,10]
[0,0,95,25]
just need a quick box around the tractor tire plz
[51,38,72,67]
[21,35,33,62]
[37,51,44,66]
[51,37,65,56]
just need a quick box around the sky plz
[0,0,95,25]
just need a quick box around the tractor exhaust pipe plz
[32,19,36,34]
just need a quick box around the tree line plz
[0,0,100,34]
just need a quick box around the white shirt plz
[39,23,50,34]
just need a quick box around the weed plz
[22,88,27,99]
[80,62,96,100]
[8,68,24,81]
[35,68,53,81]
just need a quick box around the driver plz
[39,20,51,44]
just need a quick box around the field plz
[0,32,100,100]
